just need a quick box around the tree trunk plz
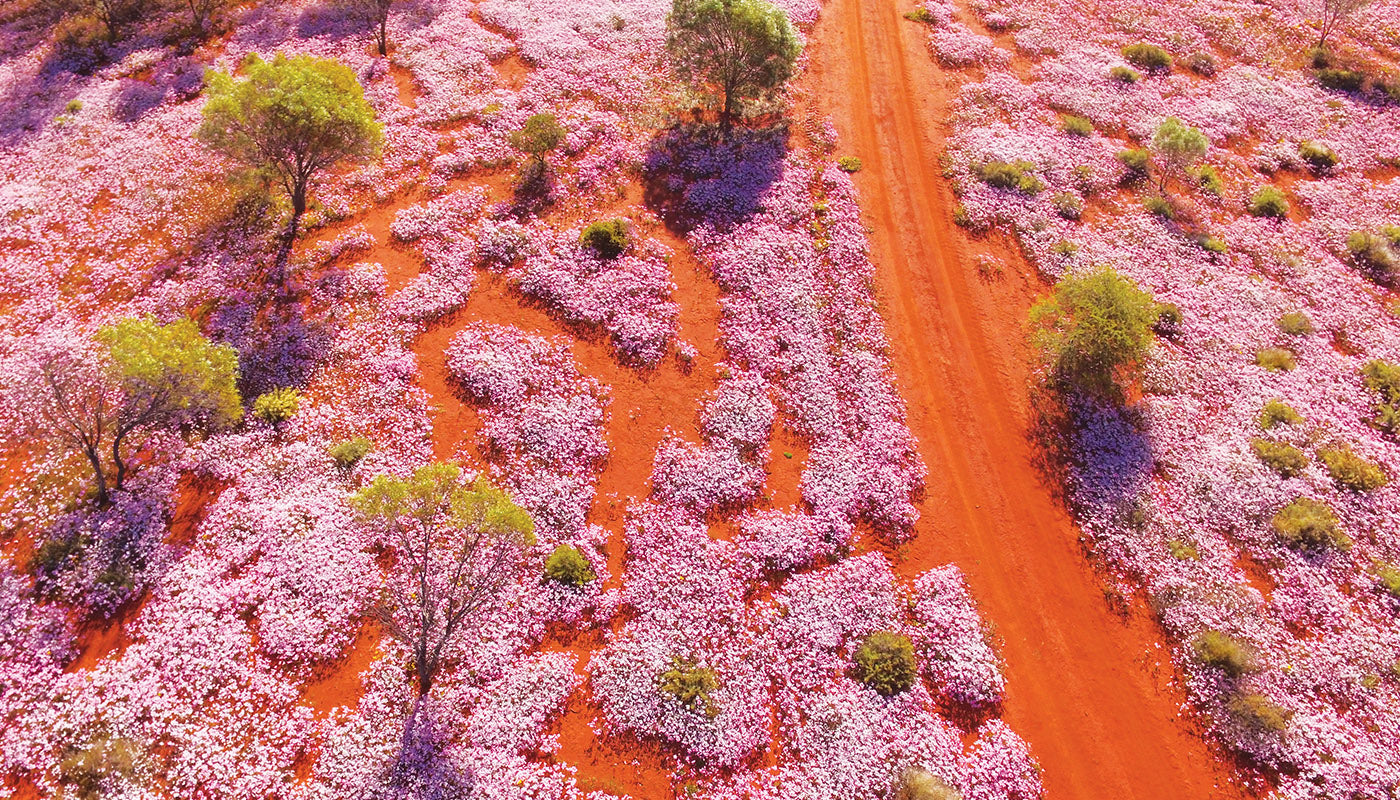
[378,14,388,56]
[720,81,733,133]
[85,446,110,507]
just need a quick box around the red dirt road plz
[806,3,1248,800]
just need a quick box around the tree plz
[1314,0,1373,50]
[1150,117,1208,192]
[197,54,383,227]
[37,317,242,506]
[356,0,395,56]
[351,464,535,697]
[1030,268,1158,404]
[665,0,802,130]
[182,0,229,39]
[510,113,565,167]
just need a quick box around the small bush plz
[1298,141,1338,170]
[1051,239,1080,257]
[60,735,140,800]
[545,544,597,587]
[1229,692,1292,733]
[1346,230,1399,285]
[31,534,84,574]
[1062,115,1093,136]
[1255,348,1296,372]
[1052,193,1082,220]
[65,99,84,114]
[1192,630,1254,677]
[1260,399,1303,429]
[1184,52,1217,75]
[1122,43,1171,72]
[1309,46,1333,68]
[896,768,963,800]
[976,161,1043,195]
[1318,447,1388,491]
[903,7,936,22]
[1362,359,1400,435]
[1248,186,1289,218]
[52,16,109,74]
[580,219,630,259]
[1168,538,1199,560]
[1153,303,1182,337]
[854,631,917,696]
[1375,562,1400,598]
[1117,148,1150,176]
[1316,67,1364,92]
[1110,65,1142,83]
[253,387,301,425]
[1251,439,1308,477]
[1276,311,1313,336]
[1143,195,1175,219]
[659,657,718,713]
[329,436,372,470]
[1195,164,1224,195]
[1272,497,1349,551]
[837,155,863,172]
[1199,235,1228,253]
[1030,267,1157,403]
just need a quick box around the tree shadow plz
[211,293,334,399]
[382,702,476,799]
[110,57,206,123]
[641,122,790,235]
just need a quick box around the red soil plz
[806,2,1251,799]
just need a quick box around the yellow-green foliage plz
[896,768,963,800]
[1362,359,1400,435]
[1318,446,1388,491]
[1276,312,1314,336]
[854,631,917,696]
[1255,348,1296,372]
[1192,630,1254,677]
[1229,692,1292,732]
[1272,497,1349,551]
[545,544,596,587]
[98,316,243,431]
[1259,399,1302,429]
[976,160,1044,194]
[1030,268,1157,404]
[659,657,718,714]
[329,436,373,470]
[1248,186,1290,218]
[253,387,301,425]
[1250,439,1308,477]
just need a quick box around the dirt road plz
[805,2,1248,799]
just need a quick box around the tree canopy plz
[510,113,566,163]
[1150,117,1208,192]
[665,0,802,128]
[197,54,383,221]
[1030,267,1158,404]
[351,463,535,696]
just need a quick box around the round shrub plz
[854,631,917,696]
[1316,67,1364,92]
[837,155,863,172]
[1248,186,1289,218]
[545,544,597,587]
[1228,692,1292,733]
[253,387,301,425]
[1318,447,1388,491]
[329,436,373,470]
[1191,630,1254,677]
[1199,235,1228,254]
[658,657,718,713]
[1122,43,1171,72]
[1184,52,1216,75]
[1062,115,1093,136]
[1143,195,1175,219]
[1117,148,1150,177]
[1362,359,1400,435]
[580,219,630,259]
[1298,141,1338,170]
[1255,347,1296,372]
[896,768,962,800]
[976,161,1043,194]
[1110,65,1141,83]
[1375,562,1400,598]
[1272,497,1349,551]
[1195,165,1224,195]
[1250,439,1308,477]
[1152,303,1182,337]
[1259,399,1303,429]
[1346,230,1399,285]
[1276,311,1314,336]
[1052,192,1082,220]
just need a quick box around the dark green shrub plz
[1184,52,1217,75]
[854,631,917,696]
[659,657,718,713]
[1062,115,1093,136]
[1195,164,1224,195]
[976,161,1043,195]
[1192,630,1254,677]
[1251,439,1308,477]
[253,387,301,425]
[1259,399,1303,429]
[1276,311,1313,336]
[1318,446,1388,491]
[837,155,863,172]
[1272,497,1349,551]
[545,544,597,587]
[1346,230,1399,285]
[1117,148,1151,178]
[1362,359,1400,435]
[1309,47,1333,68]
[1255,348,1296,372]
[1052,193,1083,220]
[1298,141,1338,170]
[1248,187,1289,218]
[1143,195,1175,219]
[1229,692,1292,732]
[31,534,85,574]
[1110,65,1142,83]
[1030,267,1157,403]
[1122,43,1171,72]
[1153,303,1182,337]
[329,436,373,470]
[580,219,630,259]
[1316,67,1364,91]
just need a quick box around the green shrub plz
[60,735,140,800]
[65,99,84,114]
[253,387,301,425]
[52,16,109,73]
[976,161,1043,195]
[1199,235,1228,253]
[1318,446,1388,491]
[1192,630,1254,677]
[1362,359,1400,435]
[1248,186,1289,218]
[1168,538,1199,560]
[1260,399,1303,429]
[896,768,963,800]
[1375,562,1400,597]
[1184,52,1217,75]
[545,544,597,587]
[1062,115,1093,136]
[31,534,85,574]
[1276,311,1314,336]
[1309,46,1333,68]
[1122,43,1171,71]
[1153,303,1182,337]
[1251,439,1308,477]
[1346,230,1399,284]
[580,219,630,259]
[659,657,718,713]
[1143,195,1175,219]
[1316,67,1364,91]
[1195,164,1224,195]
[1229,692,1293,732]
[1030,267,1157,403]
[329,436,372,470]
[1272,497,1349,551]
[837,155,863,172]
[1117,148,1150,177]
[1255,348,1296,372]
[1052,193,1083,220]
[1110,65,1141,83]
[854,631,917,696]
[903,7,936,22]
[511,112,566,162]
[1051,239,1080,257]
[1298,141,1338,170]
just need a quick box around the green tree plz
[1030,268,1158,404]
[665,0,802,129]
[1150,117,1208,192]
[510,113,566,167]
[351,464,535,696]
[38,317,241,506]
[1315,0,1374,50]
[197,54,383,226]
